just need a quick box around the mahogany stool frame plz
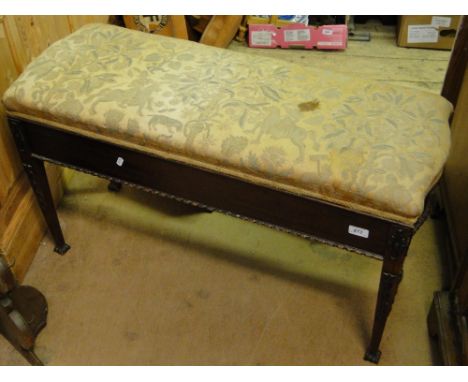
[7,112,432,364]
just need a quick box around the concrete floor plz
[0,21,451,365]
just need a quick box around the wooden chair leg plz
[364,266,403,363]
[364,226,413,363]
[19,348,44,366]
[24,159,70,255]
[9,120,70,255]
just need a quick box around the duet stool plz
[2,23,453,363]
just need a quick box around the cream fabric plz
[2,24,452,224]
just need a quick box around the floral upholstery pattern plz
[2,24,452,224]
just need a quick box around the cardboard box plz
[246,15,307,28]
[397,15,461,50]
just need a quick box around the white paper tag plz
[116,157,124,166]
[431,16,451,28]
[317,41,342,46]
[348,225,369,239]
[322,29,333,36]
[251,31,273,46]
[284,29,311,42]
[407,25,439,43]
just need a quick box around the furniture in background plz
[0,254,47,365]
[198,16,243,48]
[123,16,189,40]
[428,16,468,366]
[397,16,461,50]
[123,15,243,48]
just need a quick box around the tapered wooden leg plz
[9,120,70,255]
[20,349,44,366]
[364,267,403,363]
[24,159,70,255]
[364,226,413,364]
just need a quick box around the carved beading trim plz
[34,154,385,261]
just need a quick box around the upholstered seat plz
[2,23,452,224]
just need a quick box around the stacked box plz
[315,25,348,50]
[397,16,461,50]
[248,24,280,48]
[280,24,315,49]
[248,23,347,50]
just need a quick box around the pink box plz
[278,23,315,49]
[248,24,279,48]
[315,25,348,50]
[248,23,348,50]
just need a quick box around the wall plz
[443,66,468,295]
[0,16,109,280]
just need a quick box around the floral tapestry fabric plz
[2,24,452,224]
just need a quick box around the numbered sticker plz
[431,16,451,28]
[116,157,124,167]
[407,25,439,44]
[348,225,369,238]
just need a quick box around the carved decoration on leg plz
[8,119,70,255]
[364,225,414,363]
